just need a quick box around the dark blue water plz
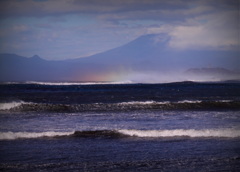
[0,81,240,171]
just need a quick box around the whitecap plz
[118,129,240,138]
[0,131,74,140]
[0,101,26,110]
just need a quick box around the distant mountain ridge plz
[0,34,239,82]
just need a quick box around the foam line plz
[118,101,170,105]
[118,129,240,138]
[25,81,133,85]
[1,129,239,140]
[177,100,202,104]
[0,101,26,110]
[0,131,74,140]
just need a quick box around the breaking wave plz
[2,81,133,85]
[0,100,239,112]
[118,101,170,105]
[0,131,74,140]
[118,129,240,138]
[0,101,28,110]
[1,129,239,140]
[177,100,202,104]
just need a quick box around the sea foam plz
[0,131,74,140]
[1,129,239,140]
[177,100,202,104]
[0,101,26,110]
[25,81,133,85]
[118,129,240,138]
[118,101,170,105]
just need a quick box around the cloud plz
[0,0,219,18]
[147,10,239,51]
[0,0,161,17]
[0,0,238,60]
[12,24,30,33]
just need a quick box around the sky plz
[0,0,239,60]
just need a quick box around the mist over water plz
[117,70,239,83]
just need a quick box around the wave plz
[0,101,28,110]
[119,100,204,105]
[118,101,170,105]
[177,100,202,104]
[0,131,74,140]
[0,100,239,112]
[1,81,133,86]
[74,129,240,138]
[0,130,123,140]
[217,100,233,103]
[118,129,240,138]
[1,129,239,140]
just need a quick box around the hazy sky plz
[0,0,239,60]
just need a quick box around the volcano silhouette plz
[0,33,239,82]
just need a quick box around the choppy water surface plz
[0,81,240,171]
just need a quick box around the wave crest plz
[0,101,27,110]
[0,100,239,112]
[1,129,239,140]
[118,101,170,105]
[119,129,240,138]
[0,131,74,140]
[1,81,133,86]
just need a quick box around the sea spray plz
[0,131,74,140]
[118,129,240,138]
[1,129,240,140]
[0,101,26,110]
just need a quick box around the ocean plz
[0,81,240,171]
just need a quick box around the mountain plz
[0,34,239,82]
[0,53,116,81]
[0,54,47,81]
[72,34,239,71]
[74,34,169,64]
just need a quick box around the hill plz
[0,34,239,82]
